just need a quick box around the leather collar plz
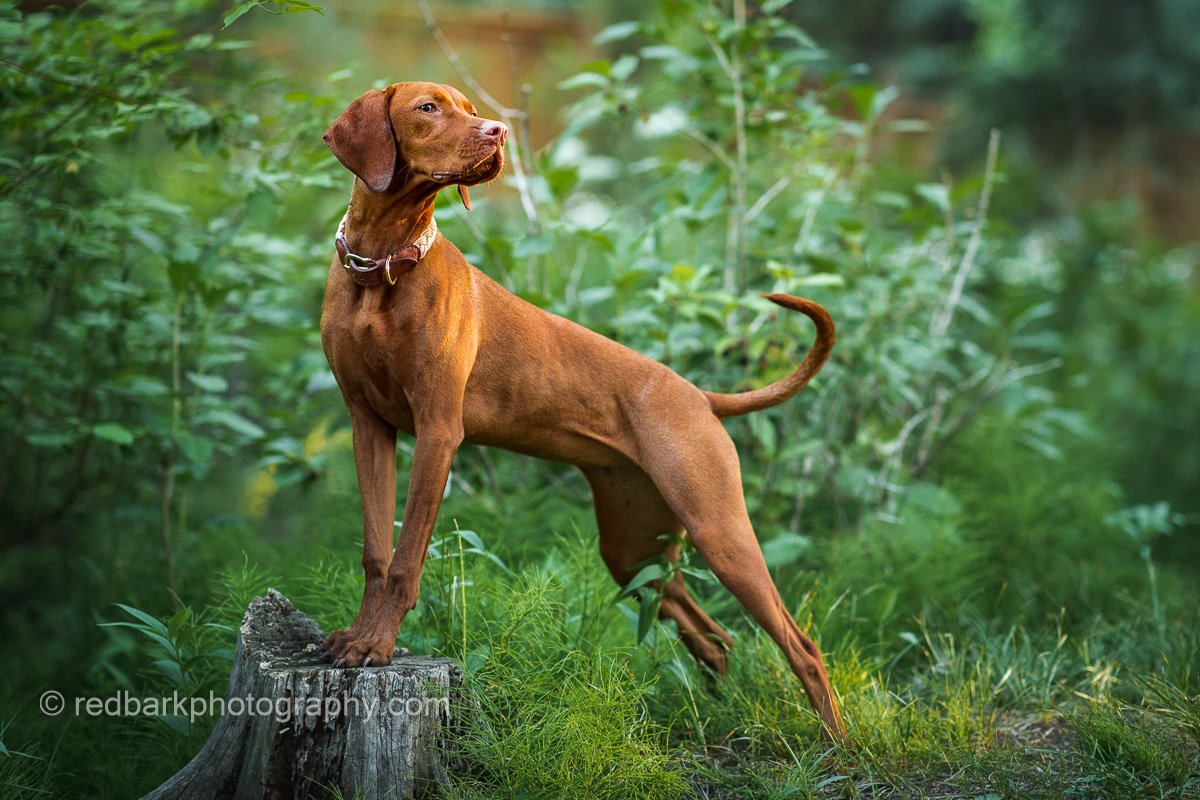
[335,212,439,287]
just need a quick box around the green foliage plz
[448,567,689,800]
[223,1,324,30]
[618,534,716,646]
[0,724,59,800]
[1072,700,1191,792]
[790,0,1200,136]
[474,2,1067,548]
[97,603,233,704]
[1,0,1197,798]
[0,0,340,678]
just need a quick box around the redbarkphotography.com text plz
[39,689,448,725]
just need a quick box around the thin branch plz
[793,165,840,257]
[912,360,993,467]
[415,0,540,237]
[682,127,736,172]
[0,56,129,104]
[452,206,513,290]
[1000,356,1063,386]
[932,128,1001,336]
[506,116,541,234]
[938,169,956,276]
[414,0,525,120]
[701,5,748,294]
[744,163,803,224]
[912,356,1062,477]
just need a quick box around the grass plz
[0,725,57,800]
[326,534,1198,799]
[8,522,1198,800]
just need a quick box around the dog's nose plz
[481,120,508,147]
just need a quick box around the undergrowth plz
[3,2,1198,799]
[41,528,1193,800]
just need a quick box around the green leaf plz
[635,590,662,644]
[153,659,184,685]
[761,533,812,568]
[455,529,486,551]
[198,409,265,439]
[915,183,950,213]
[176,432,215,469]
[593,21,640,45]
[748,412,777,455]
[223,1,258,29]
[92,423,135,445]
[168,260,200,294]
[558,72,609,92]
[282,1,324,14]
[129,226,166,256]
[513,235,553,258]
[761,0,796,12]
[610,54,639,82]
[27,432,74,448]
[619,563,665,597]
[187,372,228,393]
[113,603,169,634]
[793,272,846,288]
[579,287,615,306]
[905,484,963,518]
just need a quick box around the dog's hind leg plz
[583,466,733,673]
[631,407,847,740]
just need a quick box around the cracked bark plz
[141,590,464,800]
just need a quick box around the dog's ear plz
[324,88,397,193]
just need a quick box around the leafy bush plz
[0,0,338,684]
[1,0,1197,798]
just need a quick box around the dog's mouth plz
[432,148,504,185]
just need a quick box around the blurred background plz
[2,1,1197,797]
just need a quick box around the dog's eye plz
[417,103,437,112]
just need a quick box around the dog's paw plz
[328,637,396,669]
[322,627,358,659]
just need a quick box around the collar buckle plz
[343,251,375,273]
[335,211,438,288]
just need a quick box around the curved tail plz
[705,294,836,419]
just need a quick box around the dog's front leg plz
[331,411,463,668]
[323,405,396,661]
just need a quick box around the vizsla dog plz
[320,81,846,739]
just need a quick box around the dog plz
[319,81,846,739]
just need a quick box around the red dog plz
[319,81,845,739]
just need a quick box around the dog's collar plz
[335,212,439,287]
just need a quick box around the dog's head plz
[324,82,507,202]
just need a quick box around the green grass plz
[8,526,1198,800]
[0,725,57,800]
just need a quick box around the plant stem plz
[704,2,748,294]
[162,294,184,608]
[932,129,1001,336]
[458,526,468,658]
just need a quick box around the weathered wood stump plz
[142,590,464,800]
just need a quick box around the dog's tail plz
[704,294,835,419]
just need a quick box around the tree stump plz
[141,590,464,800]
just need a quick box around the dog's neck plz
[342,177,438,258]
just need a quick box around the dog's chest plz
[322,304,421,434]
